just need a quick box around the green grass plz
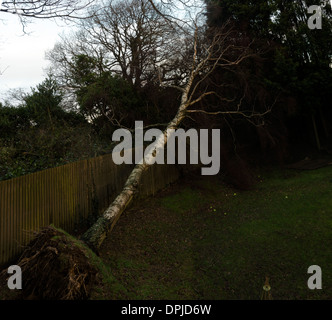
[91,166,332,300]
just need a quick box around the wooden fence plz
[0,152,180,267]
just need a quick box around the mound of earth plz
[1,225,98,300]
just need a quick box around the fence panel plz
[0,153,180,267]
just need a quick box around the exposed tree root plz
[1,226,98,300]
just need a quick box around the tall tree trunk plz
[81,84,191,252]
[80,23,256,252]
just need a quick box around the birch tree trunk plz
[80,21,260,252]
[64,3,269,254]
[81,81,192,252]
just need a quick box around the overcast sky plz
[0,13,72,104]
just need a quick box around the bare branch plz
[0,0,96,29]
[186,108,272,119]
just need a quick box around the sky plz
[0,13,72,104]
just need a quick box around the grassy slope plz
[92,166,332,300]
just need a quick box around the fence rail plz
[0,153,180,267]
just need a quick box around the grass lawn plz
[91,165,332,300]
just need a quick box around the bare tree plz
[81,19,271,251]
[47,0,179,90]
[46,0,193,127]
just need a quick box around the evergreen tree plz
[205,0,332,151]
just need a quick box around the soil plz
[0,226,98,300]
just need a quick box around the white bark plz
[81,75,192,251]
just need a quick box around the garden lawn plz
[91,166,332,300]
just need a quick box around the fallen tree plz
[1,1,274,300]
[80,19,267,252]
